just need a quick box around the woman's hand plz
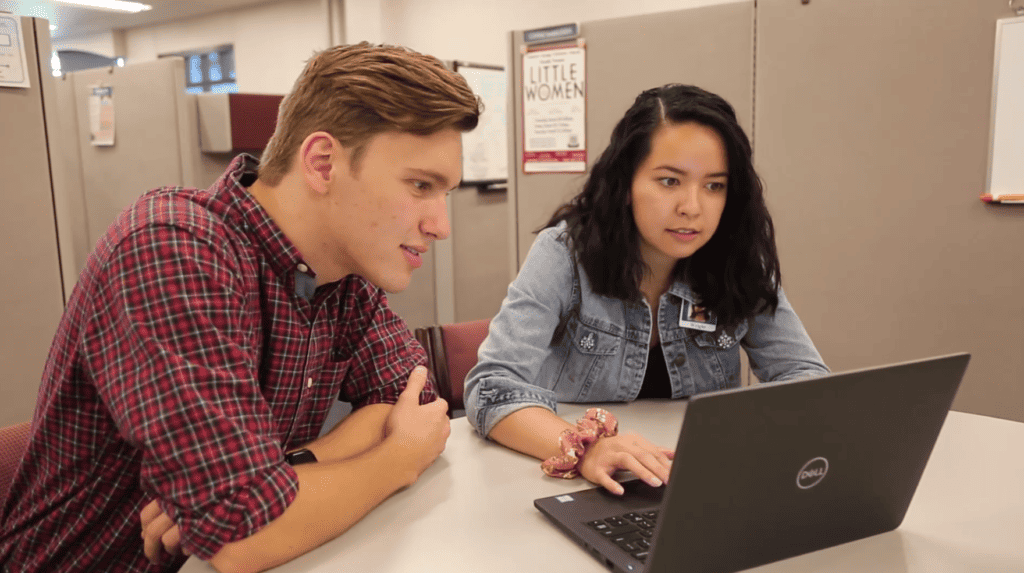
[578,432,674,495]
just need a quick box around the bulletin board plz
[985,16,1024,202]
[454,61,508,189]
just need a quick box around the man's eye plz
[413,180,432,192]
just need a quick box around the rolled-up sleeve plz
[742,287,830,382]
[464,228,574,437]
[86,225,298,560]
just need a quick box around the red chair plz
[414,319,491,418]
[0,421,31,504]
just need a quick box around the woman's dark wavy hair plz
[543,84,781,328]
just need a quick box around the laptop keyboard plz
[586,509,659,562]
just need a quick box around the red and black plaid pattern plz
[0,155,434,572]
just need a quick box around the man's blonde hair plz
[259,42,481,184]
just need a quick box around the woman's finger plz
[595,470,625,495]
[634,449,672,484]
[617,453,663,488]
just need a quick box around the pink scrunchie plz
[541,408,619,479]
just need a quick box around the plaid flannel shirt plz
[0,155,435,572]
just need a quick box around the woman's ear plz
[299,132,337,195]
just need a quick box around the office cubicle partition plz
[0,17,66,428]
[507,2,755,268]
[754,0,1023,422]
[509,0,1023,422]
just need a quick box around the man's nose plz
[422,194,451,241]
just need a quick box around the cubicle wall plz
[0,17,65,428]
[507,2,756,382]
[508,2,755,266]
[510,0,1023,422]
[755,0,1023,422]
[54,58,233,283]
[1,54,235,426]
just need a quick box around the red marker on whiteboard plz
[980,193,1024,204]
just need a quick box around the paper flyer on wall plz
[0,15,32,89]
[89,86,115,146]
[521,41,586,173]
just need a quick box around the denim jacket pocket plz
[690,320,749,391]
[555,318,621,401]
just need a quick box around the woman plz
[464,84,828,494]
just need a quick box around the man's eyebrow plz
[654,165,729,178]
[407,168,458,190]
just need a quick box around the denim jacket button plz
[579,332,596,351]
[717,332,735,348]
[672,354,686,367]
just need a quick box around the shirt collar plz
[212,154,318,291]
[666,279,698,304]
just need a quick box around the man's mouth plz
[401,245,425,268]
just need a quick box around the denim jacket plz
[464,222,830,438]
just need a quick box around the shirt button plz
[297,263,309,273]
[307,377,313,388]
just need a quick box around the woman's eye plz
[412,180,432,192]
[657,177,679,187]
[707,181,727,192]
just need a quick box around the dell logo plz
[796,457,829,489]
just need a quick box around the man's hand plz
[140,498,191,564]
[384,366,451,481]
[578,432,674,495]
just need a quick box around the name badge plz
[679,300,716,332]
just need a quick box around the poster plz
[89,86,115,146]
[522,41,586,173]
[456,63,508,184]
[0,15,31,89]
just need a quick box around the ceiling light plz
[55,0,153,13]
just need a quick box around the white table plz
[182,402,1024,572]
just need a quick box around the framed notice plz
[454,61,508,188]
[985,16,1024,202]
[0,15,31,89]
[89,86,115,146]
[521,40,586,173]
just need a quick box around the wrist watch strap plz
[285,448,318,465]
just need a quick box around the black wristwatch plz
[285,448,318,465]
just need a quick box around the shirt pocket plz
[555,319,621,401]
[690,321,749,391]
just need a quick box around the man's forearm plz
[302,403,392,462]
[208,438,417,573]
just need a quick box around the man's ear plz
[299,131,339,195]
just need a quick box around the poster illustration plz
[521,41,586,173]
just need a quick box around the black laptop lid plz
[646,353,970,573]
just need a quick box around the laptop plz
[534,353,970,573]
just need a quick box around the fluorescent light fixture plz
[55,0,153,13]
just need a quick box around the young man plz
[0,43,481,572]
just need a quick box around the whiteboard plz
[455,62,508,185]
[987,16,1024,198]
